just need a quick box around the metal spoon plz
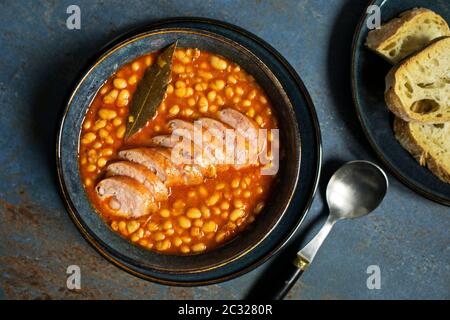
[270,160,388,299]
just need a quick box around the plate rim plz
[56,16,323,285]
[351,0,450,207]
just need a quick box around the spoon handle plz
[299,215,338,263]
[265,215,337,300]
[266,256,309,300]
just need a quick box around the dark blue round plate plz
[352,0,450,206]
[57,18,322,285]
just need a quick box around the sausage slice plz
[118,148,183,186]
[95,176,154,218]
[105,161,169,201]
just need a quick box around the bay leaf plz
[125,42,177,139]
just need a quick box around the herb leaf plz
[125,42,177,139]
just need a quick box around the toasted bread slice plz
[385,36,450,123]
[366,8,450,64]
[394,117,450,183]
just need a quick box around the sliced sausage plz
[217,108,259,141]
[95,176,154,218]
[152,147,205,185]
[217,108,261,166]
[196,117,257,169]
[96,110,269,219]
[105,161,169,201]
[150,135,179,148]
[169,119,226,164]
[118,148,184,186]
[152,136,219,178]
[196,118,228,139]
[168,119,195,140]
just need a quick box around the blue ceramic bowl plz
[352,0,450,206]
[57,18,321,285]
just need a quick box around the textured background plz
[0,0,448,299]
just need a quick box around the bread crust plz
[384,36,450,123]
[366,8,429,48]
[393,117,450,183]
[366,8,450,63]
[385,67,413,122]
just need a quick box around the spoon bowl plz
[326,161,389,219]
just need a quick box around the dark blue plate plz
[57,18,321,285]
[352,0,450,206]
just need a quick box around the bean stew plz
[79,47,280,255]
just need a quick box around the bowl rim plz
[56,17,322,285]
[61,28,300,271]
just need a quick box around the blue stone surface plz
[0,0,448,299]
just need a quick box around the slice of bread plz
[366,8,450,64]
[394,117,450,183]
[385,36,450,123]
